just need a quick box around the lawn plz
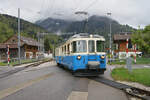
[0,59,38,66]
[111,67,150,86]
[108,57,150,65]
[0,58,51,66]
[136,57,150,64]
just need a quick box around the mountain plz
[0,14,48,43]
[36,15,135,40]
[0,14,64,52]
[36,18,72,33]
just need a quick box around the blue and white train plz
[55,33,106,76]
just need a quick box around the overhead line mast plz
[107,12,112,63]
[18,8,21,64]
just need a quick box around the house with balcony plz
[113,33,141,59]
[0,35,42,60]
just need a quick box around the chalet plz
[0,35,42,60]
[113,33,141,59]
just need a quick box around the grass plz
[111,67,150,86]
[108,59,126,65]
[108,57,150,65]
[0,62,8,66]
[0,58,52,66]
[136,57,150,64]
[0,59,39,66]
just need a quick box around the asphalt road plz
[0,62,128,100]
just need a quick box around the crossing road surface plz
[0,62,128,100]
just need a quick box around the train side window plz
[61,47,63,53]
[64,45,66,54]
[67,44,70,54]
[62,47,64,54]
[72,41,76,53]
[96,40,104,52]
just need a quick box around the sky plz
[0,0,150,28]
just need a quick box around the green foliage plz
[44,34,63,52]
[0,14,63,51]
[0,14,47,43]
[111,67,150,86]
[132,25,150,55]
[0,22,14,42]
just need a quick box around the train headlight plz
[101,55,105,59]
[77,55,81,60]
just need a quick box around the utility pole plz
[107,13,112,54]
[18,8,21,64]
[107,12,112,63]
[42,32,45,53]
[37,32,40,52]
[37,32,40,59]
[37,32,48,59]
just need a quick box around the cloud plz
[0,0,150,28]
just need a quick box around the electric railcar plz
[55,33,106,76]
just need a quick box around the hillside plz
[36,15,135,40]
[0,14,64,52]
[36,18,71,32]
[0,14,48,43]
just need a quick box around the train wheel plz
[57,63,60,66]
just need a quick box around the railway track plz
[0,59,51,79]
[90,77,150,100]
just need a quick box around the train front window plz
[72,40,87,53]
[88,40,95,53]
[97,40,104,52]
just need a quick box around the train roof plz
[69,33,105,40]
[56,33,105,48]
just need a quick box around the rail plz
[0,59,52,79]
[90,77,150,100]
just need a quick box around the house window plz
[12,39,16,43]
[128,40,132,49]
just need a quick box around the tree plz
[0,22,13,43]
[132,25,150,56]
[44,38,51,52]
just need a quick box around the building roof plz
[113,34,131,41]
[0,35,42,49]
[20,36,40,46]
[0,43,19,49]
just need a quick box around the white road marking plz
[67,91,88,100]
[144,66,150,68]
